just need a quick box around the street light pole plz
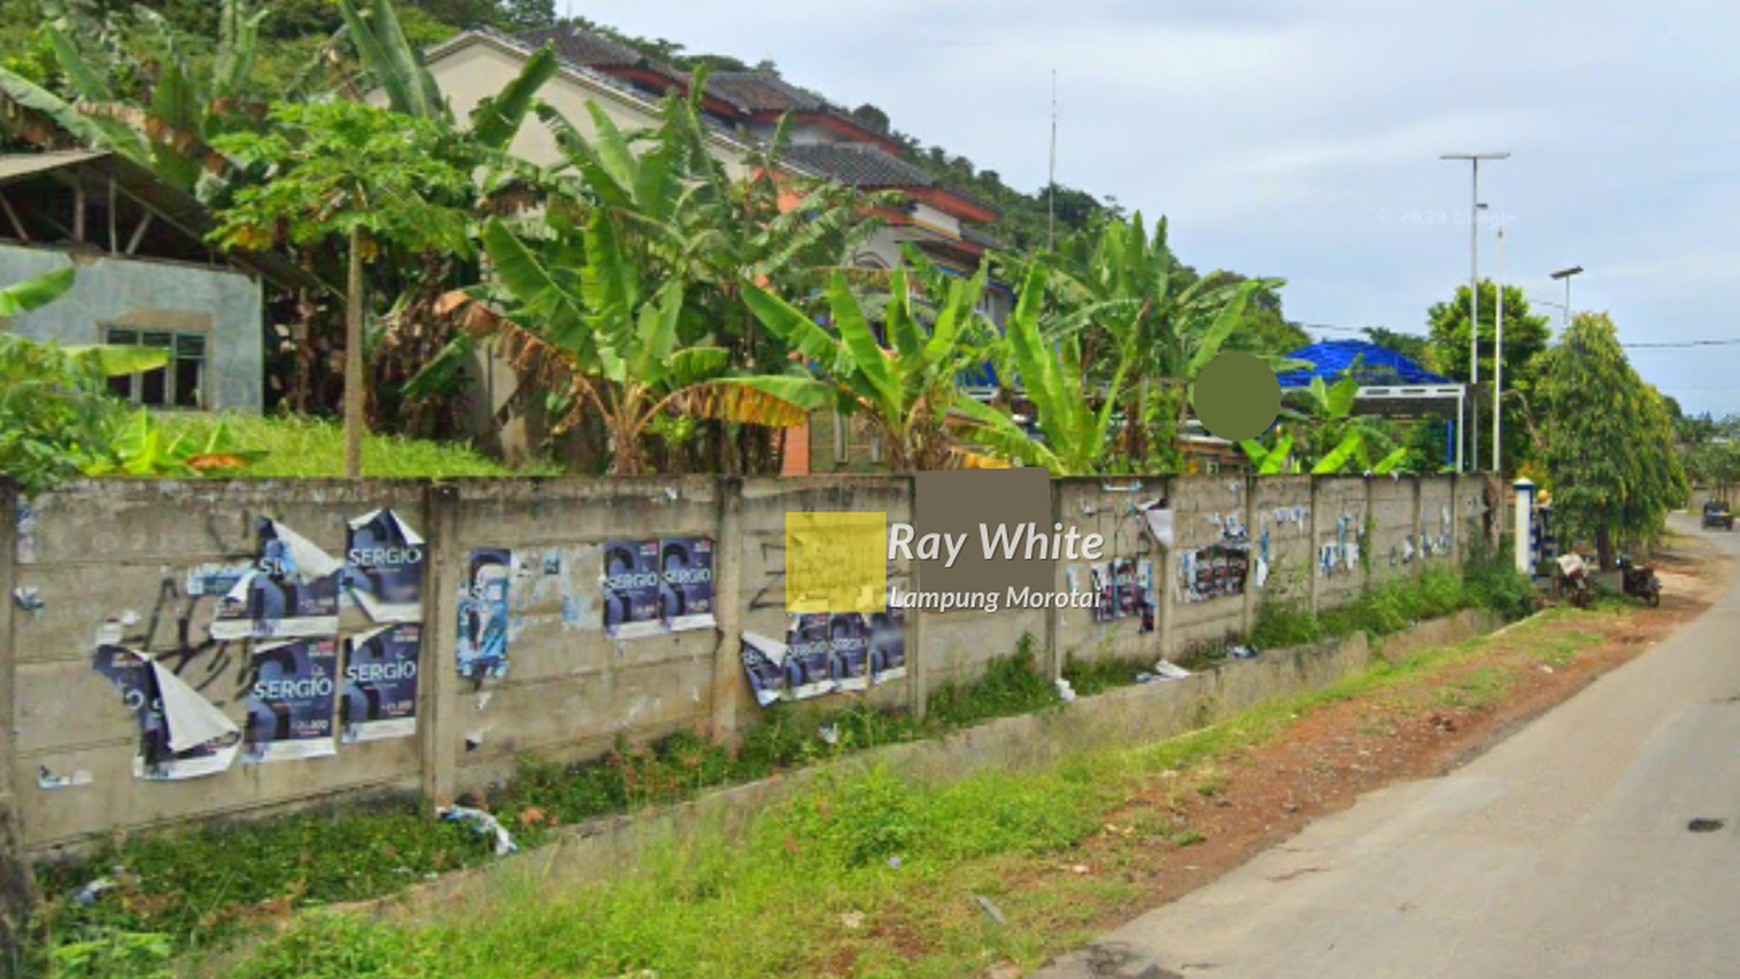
[1441,152,1509,472]
[1551,265,1584,331]
[1493,227,1505,477]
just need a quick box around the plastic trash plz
[1134,673,1157,684]
[1055,678,1077,703]
[72,877,117,907]
[1228,645,1259,660]
[438,805,519,856]
[1153,660,1193,680]
[817,722,841,746]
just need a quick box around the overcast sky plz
[560,0,1740,415]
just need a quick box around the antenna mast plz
[1048,69,1058,251]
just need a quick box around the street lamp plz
[1550,265,1584,330]
[1442,152,1509,473]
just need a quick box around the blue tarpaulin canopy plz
[1276,340,1452,389]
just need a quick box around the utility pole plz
[1494,226,1505,477]
[1441,152,1509,472]
[1047,69,1058,252]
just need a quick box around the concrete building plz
[0,150,308,412]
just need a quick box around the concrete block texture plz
[1,473,1482,857]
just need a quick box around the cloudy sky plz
[560,0,1739,415]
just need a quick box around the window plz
[104,327,206,409]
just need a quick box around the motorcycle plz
[1617,554,1662,607]
[1554,552,1594,609]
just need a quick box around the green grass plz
[153,412,561,479]
[204,609,1610,979]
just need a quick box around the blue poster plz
[783,613,837,700]
[868,607,907,685]
[244,637,339,763]
[828,613,870,693]
[341,623,421,743]
[458,549,512,680]
[604,540,663,639]
[658,537,716,633]
[345,509,425,623]
[92,645,241,781]
[740,633,789,707]
[211,518,341,641]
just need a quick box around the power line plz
[1623,338,1740,349]
[1289,320,1740,350]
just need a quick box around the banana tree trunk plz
[344,226,365,480]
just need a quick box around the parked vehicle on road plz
[1554,552,1593,609]
[1703,501,1734,530]
[1616,554,1662,607]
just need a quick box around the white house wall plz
[0,243,263,412]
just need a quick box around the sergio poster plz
[341,623,421,743]
[457,549,512,680]
[603,540,662,639]
[211,519,341,641]
[345,509,425,623]
[93,645,241,781]
[657,536,716,632]
[244,637,340,763]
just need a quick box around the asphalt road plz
[1037,520,1740,979]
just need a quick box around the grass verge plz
[153,412,561,479]
[202,607,1612,979]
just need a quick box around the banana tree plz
[440,216,832,476]
[743,256,1019,472]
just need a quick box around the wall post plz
[420,483,462,807]
[906,475,929,719]
[1240,473,1260,639]
[709,477,744,743]
[1307,476,1324,615]
[0,479,33,970]
[1411,476,1426,580]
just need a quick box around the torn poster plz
[345,508,425,623]
[658,536,716,633]
[211,519,341,641]
[1142,504,1175,550]
[868,606,907,684]
[37,766,93,790]
[342,623,421,743]
[186,562,251,598]
[1112,559,1139,620]
[784,613,838,700]
[244,637,339,763]
[457,549,512,680]
[741,631,791,706]
[828,613,871,693]
[93,645,240,781]
[1137,560,1157,634]
[603,540,663,639]
[1091,563,1115,623]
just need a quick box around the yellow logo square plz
[786,511,886,613]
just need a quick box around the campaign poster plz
[868,606,907,685]
[211,519,341,641]
[457,548,512,680]
[658,537,716,633]
[1112,559,1139,620]
[1091,562,1115,623]
[93,645,240,781]
[1137,559,1157,634]
[603,540,663,640]
[783,613,837,700]
[244,638,339,763]
[345,509,425,623]
[828,613,871,693]
[341,623,421,743]
[740,632,790,707]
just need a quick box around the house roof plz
[1276,339,1453,389]
[706,71,828,114]
[0,150,321,293]
[783,143,940,189]
[518,24,658,70]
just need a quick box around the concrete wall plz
[2,473,1495,859]
[0,243,264,412]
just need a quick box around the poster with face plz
[783,613,837,700]
[603,540,664,640]
[740,632,790,707]
[658,537,716,633]
[867,606,907,685]
[244,637,339,763]
[345,509,425,623]
[341,623,421,743]
[211,519,341,641]
[92,645,240,781]
[457,549,512,680]
[827,613,871,693]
